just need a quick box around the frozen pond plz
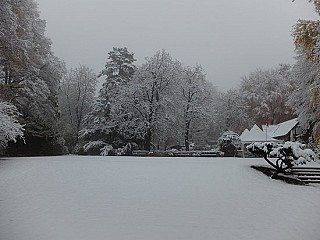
[0,156,320,240]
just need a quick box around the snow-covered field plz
[0,156,319,240]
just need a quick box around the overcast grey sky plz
[36,0,317,91]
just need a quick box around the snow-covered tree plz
[292,1,320,150]
[215,88,253,134]
[292,0,320,62]
[288,50,319,140]
[98,47,136,110]
[126,50,182,151]
[81,49,220,153]
[0,101,24,149]
[59,65,97,151]
[179,65,213,150]
[0,0,66,155]
[118,52,219,151]
[240,65,296,126]
[79,47,138,154]
[247,141,317,174]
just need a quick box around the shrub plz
[247,141,318,174]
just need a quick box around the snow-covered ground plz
[0,156,319,240]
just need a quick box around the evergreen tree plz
[79,47,137,155]
[98,47,136,110]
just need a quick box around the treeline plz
[1,0,319,156]
[69,48,299,156]
[73,48,217,154]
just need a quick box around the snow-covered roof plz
[241,124,279,143]
[240,129,249,139]
[262,118,298,138]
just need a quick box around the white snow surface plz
[0,156,320,240]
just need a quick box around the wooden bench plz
[173,151,194,157]
[291,166,320,184]
[132,150,150,156]
[173,151,220,157]
[200,151,218,157]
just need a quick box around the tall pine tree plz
[79,47,138,155]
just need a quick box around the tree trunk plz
[185,121,190,151]
[263,154,278,170]
[4,67,9,85]
[145,128,152,151]
[184,103,191,151]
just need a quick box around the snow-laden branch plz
[0,101,24,147]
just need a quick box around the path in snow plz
[0,156,319,240]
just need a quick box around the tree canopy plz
[0,0,66,155]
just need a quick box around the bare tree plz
[128,50,181,151]
[59,65,97,151]
[180,65,211,151]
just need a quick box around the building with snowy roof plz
[261,118,301,142]
[239,128,249,140]
[239,125,279,157]
[240,124,279,144]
